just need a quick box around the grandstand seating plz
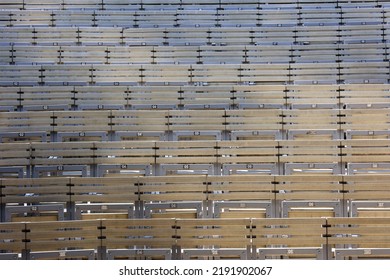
[1,0,390,260]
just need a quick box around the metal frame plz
[257,247,325,260]
[284,163,341,175]
[97,164,152,177]
[75,203,134,220]
[222,163,278,175]
[230,130,282,140]
[172,130,222,141]
[144,201,203,218]
[106,249,172,260]
[350,201,390,217]
[5,204,65,222]
[287,129,341,140]
[281,200,343,218]
[0,253,19,260]
[347,163,390,175]
[345,130,390,139]
[114,131,166,141]
[0,166,25,178]
[56,131,108,142]
[29,249,95,260]
[0,132,47,143]
[213,201,273,218]
[32,165,88,178]
[159,163,214,176]
[182,248,248,260]
[335,248,390,260]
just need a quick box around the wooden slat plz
[2,177,70,204]
[343,139,390,163]
[275,175,344,200]
[344,174,390,200]
[251,218,326,247]
[279,140,341,163]
[26,220,100,252]
[71,177,139,204]
[139,175,207,202]
[0,222,26,253]
[207,175,275,201]
[156,141,217,164]
[176,218,251,248]
[218,140,279,164]
[328,217,390,248]
[102,219,176,249]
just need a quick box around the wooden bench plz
[53,110,111,133]
[168,110,225,133]
[0,65,40,86]
[279,140,341,165]
[30,141,94,167]
[286,84,339,107]
[225,109,283,132]
[340,62,389,84]
[25,220,100,260]
[155,140,217,169]
[102,218,176,260]
[126,85,179,109]
[94,141,156,167]
[176,218,251,259]
[208,174,274,199]
[340,24,384,44]
[340,43,386,63]
[344,175,390,214]
[5,204,65,222]
[328,217,390,259]
[339,84,390,108]
[0,111,53,134]
[292,44,339,63]
[342,139,390,164]
[233,84,286,109]
[217,140,279,174]
[0,222,25,258]
[0,142,30,168]
[299,7,341,26]
[139,175,208,204]
[295,25,340,44]
[252,218,327,259]
[290,62,339,84]
[1,177,70,209]
[342,106,390,131]
[284,105,340,134]
[71,177,139,219]
[111,110,168,133]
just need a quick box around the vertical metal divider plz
[67,177,75,220]
[22,222,30,260]
[0,179,4,223]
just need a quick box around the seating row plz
[0,7,386,28]
[0,62,388,86]
[0,25,386,46]
[1,108,390,139]
[1,139,390,177]
[1,84,388,111]
[0,0,382,11]
[1,217,390,260]
[0,43,387,65]
[1,174,388,220]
